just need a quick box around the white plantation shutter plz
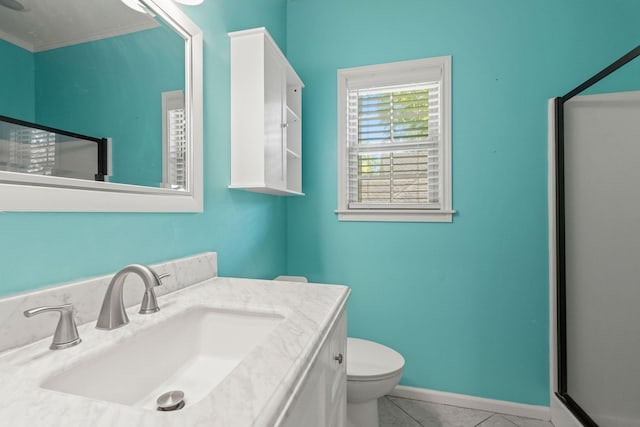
[162,90,187,190]
[347,83,441,209]
[167,107,186,189]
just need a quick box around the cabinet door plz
[330,381,347,427]
[279,344,327,427]
[328,311,347,426]
[263,45,285,190]
[277,308,347,427]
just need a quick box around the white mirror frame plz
[0,0,203,212]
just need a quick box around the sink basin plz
[41,306,284,410]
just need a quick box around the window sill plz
[334,209,455,223]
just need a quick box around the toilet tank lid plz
[347,337,405,379]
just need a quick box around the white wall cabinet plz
[278,309,347,427]
[229,27,304,196]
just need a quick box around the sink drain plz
[157,390,185,411]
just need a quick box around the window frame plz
[336,56,454,222]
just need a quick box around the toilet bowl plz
[347,338,404,427]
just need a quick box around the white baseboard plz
[388,385,551,421]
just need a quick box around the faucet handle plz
[139,270,169,314]
[24,304,82,350]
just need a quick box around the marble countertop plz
[0,277,350,427]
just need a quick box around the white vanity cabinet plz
[278,309,347,427]
[229,27,304,196]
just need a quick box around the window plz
[162,90,187,190]
[9,128,56,176]
[336,57,453,222]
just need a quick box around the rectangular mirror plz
[0,0,203,211]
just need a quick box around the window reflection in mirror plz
[0,0,186,190]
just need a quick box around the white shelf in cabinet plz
[229,27,304,197]
[227,184,304,196]
[286,106,300,123]
[286,148,301,159]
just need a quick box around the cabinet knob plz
[334,353,344,364]
[281,123,289,129]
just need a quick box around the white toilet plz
[346,338,405,427]
[273,276,405,427]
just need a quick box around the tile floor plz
[378,396,554,427]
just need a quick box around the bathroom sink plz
[41,306,284,410]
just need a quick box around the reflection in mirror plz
[0,0,187,190]
[0,0,202,212]
[0,115,107,181]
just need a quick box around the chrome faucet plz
[24,304,82,350]
[96,264,168,330]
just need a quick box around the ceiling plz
[0,0,158,52]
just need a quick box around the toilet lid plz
[347,338,405,381]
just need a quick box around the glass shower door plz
[562,90,640,427]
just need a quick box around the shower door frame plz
[0,114,108,181]
[553,45,640,427]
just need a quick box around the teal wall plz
[0,40,35,121]
[0,0,288,296]
[35,27,184,187]
[3,0,640,410]
[286,0,640,406]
